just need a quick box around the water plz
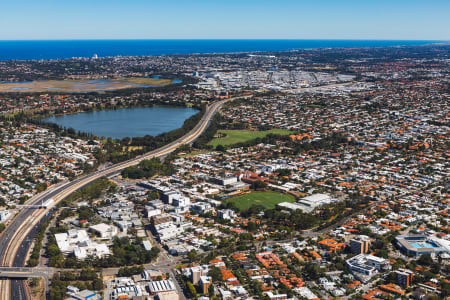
[42,106,199,139]
[0,40,440,60]
[411,242,438,249]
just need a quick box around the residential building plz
[395,269,414,287]
[350,235,370,254]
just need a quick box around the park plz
[225,191,296,211]
[208,129,292,147]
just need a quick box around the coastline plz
[0,39,443,61]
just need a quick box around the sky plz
[1,0,449,40]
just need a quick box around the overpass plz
[0,267,53,279]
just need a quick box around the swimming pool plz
[411,242,438,248]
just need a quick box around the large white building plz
[90,223,118,240]
[148,280,177,295]
[172,195,190,208]
[297,194,334,212]
[278,193,336,213]
[217,209,236,221]
[55,229,110,260]
[346,254,391,282]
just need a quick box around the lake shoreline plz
[40,105,200,140]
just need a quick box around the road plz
[0,96,239,300]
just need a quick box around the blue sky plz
[1,0,449,40]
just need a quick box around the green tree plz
[208,266,223,282]
[47,244,61,257]
[92,277,103,290]
[187,281,197,298]
[417,254,433,266]
[187,249,198,262]
[252,180,267,190]
[208,283,215,297]
[215,144,226,152]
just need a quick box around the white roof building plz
[90,223,118,239]
[54,229,111,260]
[148,280,176,294]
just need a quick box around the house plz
[318,238,345,252]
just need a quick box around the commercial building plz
[297,194,333,212]
[148,280,177,295]
[346,254,390,282]
[278,193,335,213]
[217,209,236,220]
[55,229,110,260]
[395,235,450,258]
[89,223,118,239]
[211,175,238,186]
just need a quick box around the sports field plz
[0,77,174,93]
[208,129,292,147]
[225,191,295,211]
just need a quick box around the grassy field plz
[208,129,293,147]
[225,191,295,211]
[0,77,174,93]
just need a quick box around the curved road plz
[0,97,237,300]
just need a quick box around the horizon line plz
[0,38,448,42]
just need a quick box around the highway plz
[0,97,237,300]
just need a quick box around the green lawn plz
[225,191,295,211]
[208,129,293,147]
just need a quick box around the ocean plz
[0,39,439,61]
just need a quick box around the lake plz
[42,106,199,139]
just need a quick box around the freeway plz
[0,97,238,300]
